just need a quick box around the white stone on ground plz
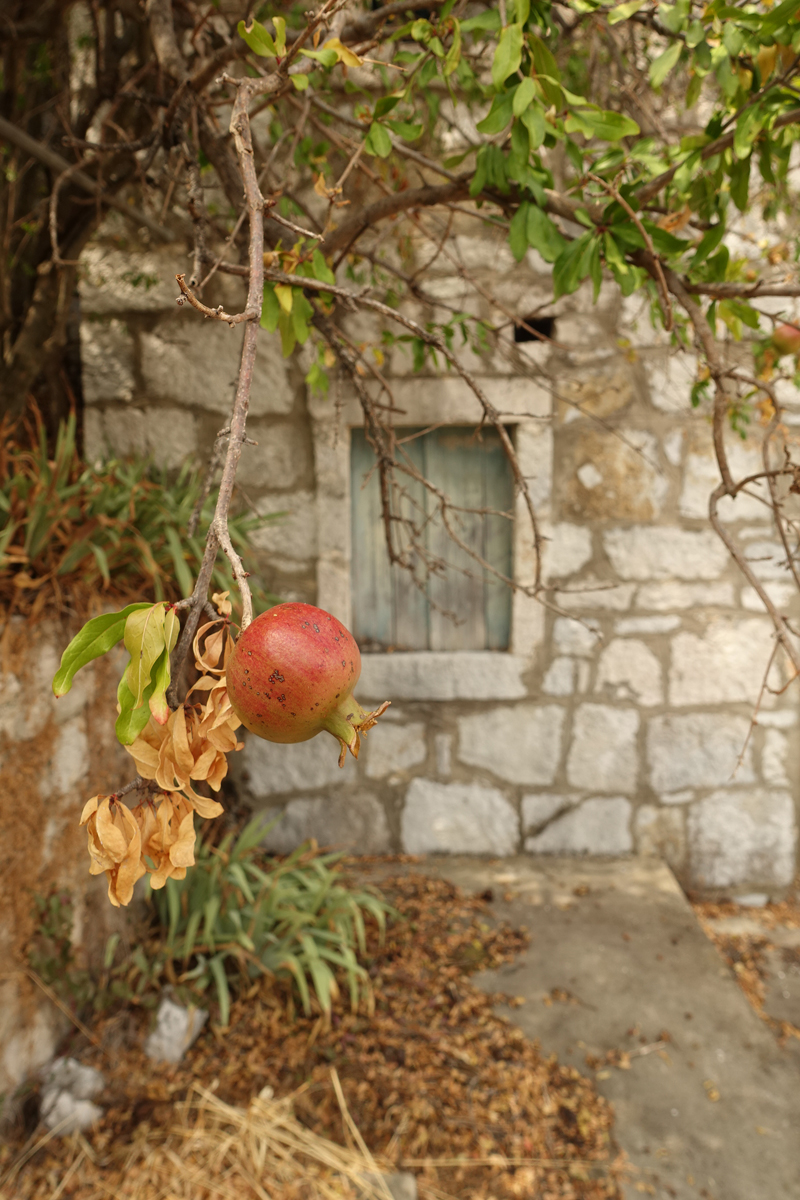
[144,997,209,1065]
[40,1058,104,1134]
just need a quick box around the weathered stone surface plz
[643,352,697,413]
[435,733,452,777]
[662,428,683,466]
[48,716,90,794]
[636,581,735,610]
[741,582,796,611]
[615,615,680,634]
[680,436,765,521]
[140,318,293,415]
[365,722,426,779]
[525,797,633,854]
[634,805,686,868]
[358,652,527,702]
[741,540,796,582]
[603,527,729,581]
[40,1058,104,1134]
[79,245,179,313]
[556,364,635,423]
[457,705,565,785]
[647,713,754,793]
[553,617,600,657]
[555,428,667,521]
[762,729,790,786]
[521,792,579,832]
[80,319,135,403]
[567,704,639,791]
[144,997,208,1065]
[596,639,662,707]
[542,656,575,696]
[688,789,796,888]
[542,523,593,580]
[242,732,357,796]
[251,491,318,563]
[235,422,310,491]
[261,793,391,854]
[669,617,776,706]
[401,780,518,854]
[89,405,198,468]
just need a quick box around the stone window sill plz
[358,652,528,702]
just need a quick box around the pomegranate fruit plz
[226,602,390,766]
[772,323,800,357]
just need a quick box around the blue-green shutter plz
[350,426,513,650]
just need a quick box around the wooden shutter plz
[350,426,513,651]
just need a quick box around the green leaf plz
[734,104,763,160]
[148,607,179,725]
[553,231,593,299]
[729,154,751,211]
[581,109,640,140]
[365,121,392,157]
[476,89,515,134]
[208,954,231,1026]
[690,222,725,267]
[603,230,630,274]
[513,76,537,116]
[115,669,158,744]
[444,20,461,76]
[589,239,603,302]
[509,203,530,262]
[273,15,286,54]
[299,47,338,67]
[527,205,567,262]
[492,23,523,88]
[607,0,645,23]
[520,102,546,149]
[292,291,314,344]
[529,34,561,104]
[311,248,335,285]
[460,9,501,33]
[374,95,400,118]
[261,284,281,332]
[649,40,682,88]
[165,525,193,597]
[386,119,423,141]
[52,603,151,698]
[123,602,167,710]
[237,19,276,57]
[291,74,309,91]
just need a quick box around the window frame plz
[309,374,552,701]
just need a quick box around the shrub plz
[0,411,278,617]
[148,816,393,1025]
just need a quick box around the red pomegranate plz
[226,602,390,766]
[772,323,800,357]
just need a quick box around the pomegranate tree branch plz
[175,272,258,325]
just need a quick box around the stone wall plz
[77,216,800,896]
[0,620,135,1118]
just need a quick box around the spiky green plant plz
[148,816,393,1025]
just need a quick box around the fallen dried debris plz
[2,869,622,1200]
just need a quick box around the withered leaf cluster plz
[80,611,243,906]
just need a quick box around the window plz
[350,426,514,652]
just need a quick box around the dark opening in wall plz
[513,315,556,344]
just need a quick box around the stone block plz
[358,652,528,702]
[525,797,633,854]
[235,422,310,491]
[596,638,662,706]
[687,789,796,889]
[144,997,208,1064]
[95,406,198,468]
[567,704,639,791]
[79,245,180,313]
[741,540,796,583]
[669,617,776,706]
[140,318,293,415]
[521,792,579,833]
[615,616,680,634]
[435,732,452,776]
[542,656,575,696]
[553,617,601,657]
[365,722,426,779]
[457,704,565,785]
[556,364,635,423]
[401,779,518,855]
[542,523,593,580]
[603,526,729,581]
[555,428,667,521]
[556,577,636,611]
[679,436,765,522]
[762,729,790,786]
[242,732,357,796]
[80,319,135,403]
[663,429,683,466]
[741,582,796,611]
[643,352,697,413]
[251,491,318,564]
[635,581,735,610]
[647,713,754,793]
[48,716,89,795]
[261,793,391,854]
[634,805,686,868]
